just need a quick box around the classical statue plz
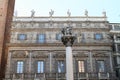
[61,26,72,35]
[49,9,54,17]
[85,9,88,16]
[67,9,71,17]
[31,9,35,17]
[102,11,106,17]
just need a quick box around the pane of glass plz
[95,34,102,40]
[18,34,26,40]
[37,61,44,73]
[58,61,64,73]
[78,61,85,72]
[41,62,44,73]
[17,61,24,73]
[97,61,105,72]
[38,34,45,43]
[56,34,61,40]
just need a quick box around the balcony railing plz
[4,72,117,80]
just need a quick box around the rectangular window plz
[116,36,120,40]
[17,61,24,73]
[37,61,44,73]
[56,33,62,40]
[37,34,46,43]
[18,34,27,40]
[114,25,120,30]
[78,61,85,72]
[94,33,103,40]
[97,60,105,72]
[117,45,120,52]
[57,60,65,73]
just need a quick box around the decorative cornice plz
[13,16,107,22]
[7,42,112,47]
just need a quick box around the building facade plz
[110,23,120,79]
[4,15,118,80]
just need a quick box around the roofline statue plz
[67,9,71,17]
[31,9,35,17]
[49,9,54,17]
[85,9,88,17]
[102,11,106,17]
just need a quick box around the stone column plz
[66,46,73,80]
[61,26,76,80]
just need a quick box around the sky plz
[14,0,120,23]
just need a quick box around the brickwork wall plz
[0,0,15,79]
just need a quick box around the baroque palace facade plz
[3,12,119,80]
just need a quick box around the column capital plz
[61,35,76,47]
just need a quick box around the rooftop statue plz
[102,11,106,17]
[85,9,88,16]
[67,9,71,17]
[31,9,35,17]
[49,9,54,17]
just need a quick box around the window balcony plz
[4,72,117,80]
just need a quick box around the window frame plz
[37,60,44,73]
[17,34,27,40]
[57,60,65,73]
[97,60,105,72]
[56,33,62,41]
[78,60,85,73]
[94,33,103,40]
[16,61,24,73]
[37,34,46,43]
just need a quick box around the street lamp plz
[61,26,76,80]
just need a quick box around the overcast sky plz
[14,0,120,23]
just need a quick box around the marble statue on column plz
[61,26,76,80]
